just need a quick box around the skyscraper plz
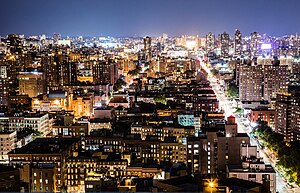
[250,32,260,57]
[275,93,292,142]
[206,32,215,53]
[0,63,10,110]
[275,85,300,142]
[144,36,152,62]
[62,61,78,85]
[42,55,60,89]
[220,32,230,58]
[239,64,263,101]
[263,62,288,102]
[93,59,118,85]
[234,29,242,55]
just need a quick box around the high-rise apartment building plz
[239,64,263,101]
[93,59,118,85]
[234,29,242,55]
[263,63,288,102]
[275,93,292,141]
[250,32,260,57]
[291,94,300,141]
[220,32,230,58]
[206,32,215,53]
[144,36,152,62]
[275,90,300,142]
[57,60,78,86]
[7,34,22,54]
[18,70,45,98]
[42,55,60,88]
[0,64,10,110]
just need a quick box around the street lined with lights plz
[199,60,299,193]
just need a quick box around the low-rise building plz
[8,138,80,192]
[0,131,17,163]
[0,112,50,135]
[249,108,275,128]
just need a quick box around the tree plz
[128,65,142,76]
[226,83,238,98]
[211,68,219,76]
[154,95,167,105]
[185,70,194,78]
[113,78,127,91]
[254,120,300,185]
[235,107,243,115]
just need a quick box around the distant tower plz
[234,29,242,55]
[239,64,263,101]
[0,62,10,111]
[206,32,215,53]
[250,32,260,57]
[220,32,230,58]
[144,36,152,62]
[93,59,118,85]
[7,34,22,54]
[53,33,61,44]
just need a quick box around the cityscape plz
[1,1,300,193]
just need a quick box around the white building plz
[0,131,17,163]
[227,145,276,193]
[0,113,50,136]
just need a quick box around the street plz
[199,61,299,193]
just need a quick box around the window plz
[63,128,68,136]
[248,174,256,179]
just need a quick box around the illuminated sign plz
[261,43,272,50]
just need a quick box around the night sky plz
[1,0,299,37]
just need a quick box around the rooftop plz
[9,138,80,155]
[227,164,276,173]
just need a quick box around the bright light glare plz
[186,40,196,49]
[261,43,272,50]
[251,122,257,128]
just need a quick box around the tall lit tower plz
[206,32,215,53]
[239,64,263,101]
[234,29,242,55]
[0,62,10,110]
[263,61,288,102]
[144,36,152,62]
[220,32,230,58]
[250,32,260,57]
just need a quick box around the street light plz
[205,178,218,193]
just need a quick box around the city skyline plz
[1,0,300,37]
[1,1,300,192]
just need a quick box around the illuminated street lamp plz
[204,178,218,193]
